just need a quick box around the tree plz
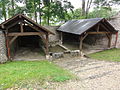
[81,0,93,18]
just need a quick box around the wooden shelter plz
[57,18,118,52]
[0,14,54,59]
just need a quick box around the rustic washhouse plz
[0,14,54,61]
[57,18,118,53]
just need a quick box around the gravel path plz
[53,57,120,90]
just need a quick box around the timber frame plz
[0,14,54,59]
[59,19,118,54]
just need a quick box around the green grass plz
[88,48,120,62]
[0,61,74,89]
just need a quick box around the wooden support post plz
[115,32,118,47]
[79,35,83,56]
[45,34,49,55]
[20,22,23,33]
[6,36,11,60]
[9,36,18,46]
[107,34,112,48]
[97,24,99,32]
[60,32,63,44]
[79,35,83,51]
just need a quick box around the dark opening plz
[62,32,80,50]
[18,36,40,48]
[11,35,45,60]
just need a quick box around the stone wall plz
[0,31,7,63]
[43,26,60,45]
[109,12,120,48]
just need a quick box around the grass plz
[88,48,120,62]
[0,61,74,89]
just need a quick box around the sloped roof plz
[0,14,54,34]
[57,18,117,35]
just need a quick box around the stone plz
[0,31,7,63]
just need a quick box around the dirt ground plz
[50,57,120,90]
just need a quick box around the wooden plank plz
[9,36,18,45]
[87,32,111,34]
[8,32,42,36]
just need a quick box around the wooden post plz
[6,36,11,60]
[46,34,49,55]
[108,34,112,48]
[115,32,118,47]
[20,22,23,33]
[97,24,100,32]
[60,32,63,44]
[79,35,83,51]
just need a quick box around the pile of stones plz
[0,31,7,63]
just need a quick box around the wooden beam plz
[9,36,18,45]
[82,33,88,40]
[87,32,111,34]
[20,22,23,33]
[100,23,110,32]
[6,20,22,29]
[23,21,45,35]
[8,32,42,36]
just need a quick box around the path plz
[52,57,120,90]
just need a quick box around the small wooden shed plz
[57,18,118,51]
[0,14,54,59]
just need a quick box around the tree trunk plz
[47,4,50,25]
[86,0,93,18]
[34,0,37,23]
[39,0,42,25]
[82,0,85,16]
[11,0,15,16]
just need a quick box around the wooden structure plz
[0,14,54,59]
[57,18,118,52]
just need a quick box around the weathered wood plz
[100,23,110,32]
[115,32,118,47]
[8,32,42,36]
[87,32,111,34]
[20,22,24,33]
[6,37,11,59]
[97,24,100,32]
[45,34,49,55]
[82,33,88,40]
[9,36,18,45]
[23,21,45,35]
[79,35,83,51]
[6,20,21,29]
[108,34,112,48]
[60,32,63,44]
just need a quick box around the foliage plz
[87,7,116,18]
[88,48,120,62]
[0,61,74,89]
